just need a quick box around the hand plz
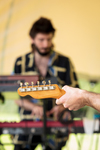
[15,99,43,119]
[31,105,43,119]
[15,99,23,106]
[56,85,86,111]
[47,105,65,120]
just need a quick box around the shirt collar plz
[48,50,56,66]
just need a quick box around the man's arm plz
[56,85,100,112]
[15,99,43,119]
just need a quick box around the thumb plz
[15,100,21,106]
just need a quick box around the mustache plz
[41,47,50,51]
[31,44,54,50]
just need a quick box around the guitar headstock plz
[17,80,66,99]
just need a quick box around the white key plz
[26,88,31,92]
[43,86,49,90]
[31,87,37,91]
[37,87,43,91]
[49,86,55,90]
[20,88,25,92]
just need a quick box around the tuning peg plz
[48,80,51,86]
[42,80,46,86]
[31,81,34,87]
[37,81,40,87]
[20,82,23,88]
[24,82,29,88]
[17,80,21,84]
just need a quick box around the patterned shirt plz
[14,50,79,120]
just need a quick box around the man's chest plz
[35,59,49,77]
[37,64,48,77]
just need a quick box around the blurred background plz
[0,0,100,150]
[0,0,100,77]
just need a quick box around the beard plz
[31,44,52,56]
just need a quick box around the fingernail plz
[63,104,66,107]
[56,99,58,103]
[64,104,67,108]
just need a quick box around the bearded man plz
[13,17,79,150]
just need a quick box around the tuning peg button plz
[24,82,29,88]
[48,80,51,86]
[49,86,55,90]
[31,82,34,87]
[42,80,46,86]
[43,86,49,90]
[20,82,23,88]
[37,81,40,87]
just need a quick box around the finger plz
[63,103,68,108]
[68,106,76,111]
[56,87,68,105]
[62,85,69,90]
[68,107,73,111]
[31,111,35,116]
[15,100,18,104]
[35,112,40,119]
[15,100,22,106]
[56,96,65,105]
[54,112,58,120]
[48,108,55,115]
[46,111,50,116]
[39,110,43,118]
